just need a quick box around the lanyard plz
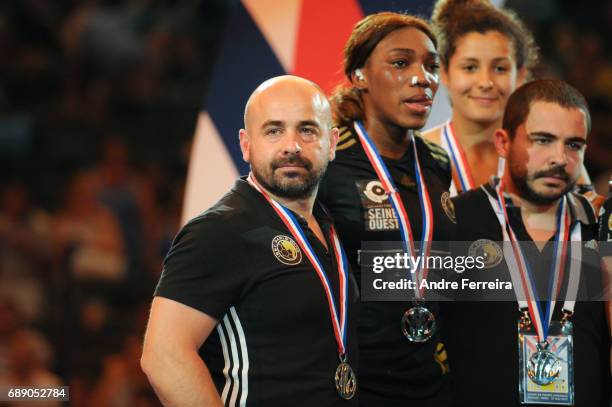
[247,175,350,356]
[483,181,582,342]
[441,121,505,194]
[354,121,434,299]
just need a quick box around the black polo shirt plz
[318,125,455,407]
[447,182,610,407]
[155,177,360,407]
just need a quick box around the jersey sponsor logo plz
[468,239,503,269]
[440,191,456,224]
[366,208,400,231]
[271,235,302,265]
[363,180,388,203]
[356,179,399,231]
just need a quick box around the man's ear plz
[239,129,250,163]
[494,128,511,159]
[329,127,340,161]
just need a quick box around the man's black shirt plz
[155,177,359,407]
[448,182,610,407]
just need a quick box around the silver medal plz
[401,305,436,343]
[527,341,561,386]
[335,361,357,400]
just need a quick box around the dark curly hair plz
[431,0,538,74]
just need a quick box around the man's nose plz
[282,130,302,154]
[549,142,569,167]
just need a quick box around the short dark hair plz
[502,79,591,138]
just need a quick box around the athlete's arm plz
[141,296,223,407]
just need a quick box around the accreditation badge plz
[518,320,574,405]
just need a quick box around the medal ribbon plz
[441,121,506,195]
[354,121,434,299]
[247,175,350,356]
[441,121,475,193]
[489,180,574,342]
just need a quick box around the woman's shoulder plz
[415,130,449,167]
[335,123,358,153]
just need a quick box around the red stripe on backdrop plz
[292,0,363,94]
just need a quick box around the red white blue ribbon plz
[441,121,475,194]
[441,121,506,195]
[491,181,573,342]
[247,175,350,356]
[353,121,434,299]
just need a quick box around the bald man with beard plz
[141,76,360,407]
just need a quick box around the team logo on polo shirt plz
[271,235,302,265]
[356,180,399,231]
[440,191,456,224]
[468,239,503,269]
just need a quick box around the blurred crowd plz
[0,133,185,406]
[0,0,230,405]
[508,0,612,190]
[0,0,610,406]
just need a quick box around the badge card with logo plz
[518,321,574,405]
